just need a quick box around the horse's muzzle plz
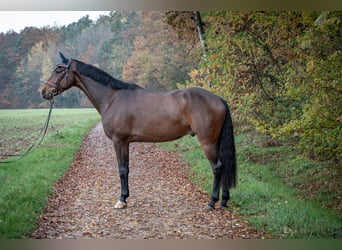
[42,90,53,100]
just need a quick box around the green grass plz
[0,108,100,238]
[161,133,342,239]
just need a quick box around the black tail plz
[218,99,237,190]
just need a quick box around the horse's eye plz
[55,67,64,73]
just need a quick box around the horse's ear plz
[59,52,68,64]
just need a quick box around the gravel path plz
[31,122,266,239]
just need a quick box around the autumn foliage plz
[182,11,341,162]
[0,11,340,161]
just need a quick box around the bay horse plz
[41,52,236,210]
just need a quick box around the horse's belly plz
[129,118,192,143]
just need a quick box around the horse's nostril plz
[41,90,53,100]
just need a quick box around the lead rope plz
[0,99,54,164]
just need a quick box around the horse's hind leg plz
[221,189,230,208]
[200,143,222,210]
[206,159,223,210]
[204,144,230,209]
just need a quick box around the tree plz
[185,11,341,161]
[0,31,22,108]
[278,11,342,160]
[15,42,51,108]
[0,27,61,108]
[99,11,138,79]
[123,12,198,90]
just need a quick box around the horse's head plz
[41,52,76,100]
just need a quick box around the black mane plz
[75,60,141,90]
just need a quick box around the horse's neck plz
[76,77,115,114]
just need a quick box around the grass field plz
[0,108,100,238]
[162,133,342,239]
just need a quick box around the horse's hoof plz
[203,205,215,210]
[114,200,127,209]
[219,203,228,209]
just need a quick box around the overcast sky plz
[0,11,110,33]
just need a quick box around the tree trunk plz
[194,11,211,88]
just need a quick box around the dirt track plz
[31,122,266,239]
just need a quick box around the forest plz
[0,11,341,163]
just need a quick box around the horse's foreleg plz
[113,140,129,209]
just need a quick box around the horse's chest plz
[102,113,133,139]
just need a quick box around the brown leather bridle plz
[41,60,71,96]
